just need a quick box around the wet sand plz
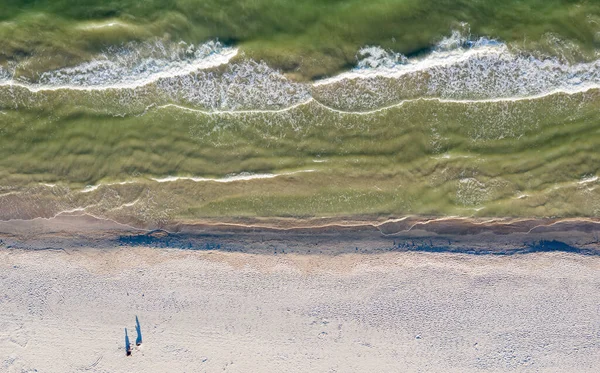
[1,214,600,255]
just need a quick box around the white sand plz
[2,248,600,372]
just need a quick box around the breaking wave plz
[2,31,600,114]
[2,40,237,91]
[312,31,600,110]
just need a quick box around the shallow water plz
[1,2,600,225]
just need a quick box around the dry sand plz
[2,245,600,372]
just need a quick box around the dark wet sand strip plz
[1,214,599,255]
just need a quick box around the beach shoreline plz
[2,214,599,255]
[3,215,600,372]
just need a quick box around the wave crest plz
[9,40,237,90]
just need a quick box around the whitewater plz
[2,32,600,115]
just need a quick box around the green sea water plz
[3,0,600,79]
[1,1,600,226]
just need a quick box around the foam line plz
[157,98,314,115]
[80,181,137,193]
[155,85,600,117]
[151,170,315,183]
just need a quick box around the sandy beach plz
[2,247,600,372]
[2,215,600,372]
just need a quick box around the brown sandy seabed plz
[2,215,600,372]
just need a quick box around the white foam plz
[0,66,10,84]
[80,21,123,30]
[1,53,315,113]
[156,60,311,111]
[159,85,600,117]
[312,32,600,105]
[4,30,600,115]
[80,181,136,193]
[313,38,505,87]
[355,46,407,69]
[3,40,238,92]
[151,170,314,183]
[81,185,101,193]
[578,176,598,185]
[157,98,313,115]
[53,207,87,216]
[0,191,20,198]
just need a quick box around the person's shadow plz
[125,328,132,356]
[135,316,143,346]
